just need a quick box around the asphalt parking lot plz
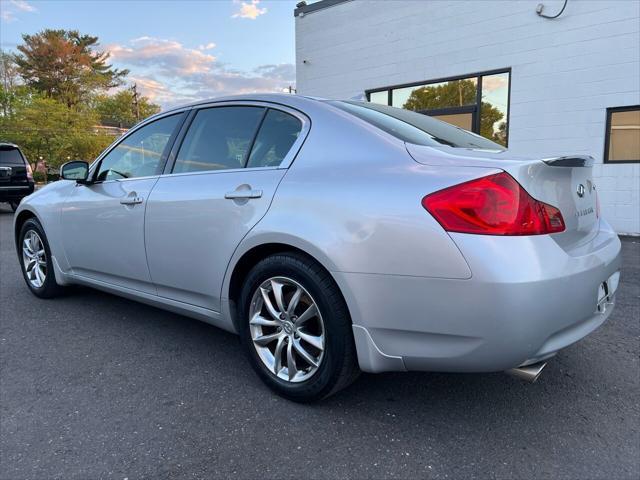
[0,204,638,480]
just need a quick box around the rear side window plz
[173,106,265,174]
[247,109,303,168]
[0,148,25,165]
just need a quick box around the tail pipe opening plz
[505,361,547,383]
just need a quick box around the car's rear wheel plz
[238,253,359,402]
[19,218,63,298]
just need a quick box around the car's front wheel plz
[238,253,359,402]
[18,217,63,298]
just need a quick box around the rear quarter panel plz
[225,103,501,287]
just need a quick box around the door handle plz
[120,195,143,205]
[224,189,263,200]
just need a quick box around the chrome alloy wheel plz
[22,230,47,288]
[249,276,325,383]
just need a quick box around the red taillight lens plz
[25,162,33,180]
[421,172,565,236]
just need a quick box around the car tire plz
[18,217,64,298]
[9,201,19,212]
[238,252,360,402]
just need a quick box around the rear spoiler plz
[541,155,594,167]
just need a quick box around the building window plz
[368,90,389,106]
[604,106,640,163]
[366,69,510,146]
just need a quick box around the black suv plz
[0,143,35,211]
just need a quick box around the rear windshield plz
[0,147,25,165]
[328,101,504,150]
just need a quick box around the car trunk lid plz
[406,144,599,249]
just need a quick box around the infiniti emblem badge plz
[577,183,585,198]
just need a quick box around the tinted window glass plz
[480,71,510,146]
[95,114,181,181]
[0,147,25,165]
[606,108,640,162]
[173,106,265,174]
[247,109,302,168]
[368,70,510,145]
[329,101,503,150]
[393,78,478,109]
[431,112,473,130]
[368,91,389,105]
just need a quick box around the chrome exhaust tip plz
[505,361,547,383]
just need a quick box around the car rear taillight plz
[25,162,34,181]
[421,172,565,236]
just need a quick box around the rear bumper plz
[337,221,621,373]
[0,183,34,201]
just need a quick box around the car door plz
[60,112,185,293]
[145,103,308,311]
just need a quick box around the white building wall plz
[295,0,640,234]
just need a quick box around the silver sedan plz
[14,94,621,402]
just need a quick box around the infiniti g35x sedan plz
[14,94,621,402]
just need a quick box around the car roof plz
[0,142,21,149]
[125,93,332,132]
[158,93,327,117]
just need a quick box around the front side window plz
[95,114,181,181]
[247,110,303,168]
[173,106,265,174]
[605,106,640,163]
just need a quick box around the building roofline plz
[294,0,352,17]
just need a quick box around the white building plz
[295,0,640,235]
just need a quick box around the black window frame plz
[169,105,267,175]
[603,105,640,164]
[246,108,305,169]
[365,68,511,147]
[166,104,306,174]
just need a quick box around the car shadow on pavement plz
[54,281,623,478]
[62,281,606,414]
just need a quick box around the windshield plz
[328,101,505,150]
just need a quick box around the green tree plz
[0,89,115,173]
[0,50,22,118]
[94,90,160,128]
[478,103,505,145]
[1,30,162,182]
[402,79,505,145]
[403,79,477,111]
[494,120,508,146]
[14,29,128,108]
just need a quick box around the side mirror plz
[60,161,90,184]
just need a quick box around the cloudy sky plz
[0,0,298,108]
